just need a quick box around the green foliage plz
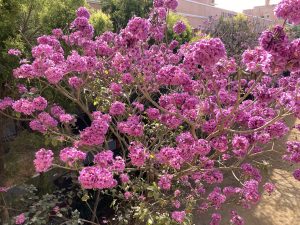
[39,0,87,33]
[0,0,20,41]
[0,0,84,92]
[0,0,112,103]
[18,0,86,40]
[0,0,22,86]
[89,9,113,36]
[2,185,82,225]
[166,12,193,44]
[100,0,153,31]
[202,13,265,60]
[287,24,300,39]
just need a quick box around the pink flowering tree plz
[2,0,300,224]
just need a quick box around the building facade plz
[176,0,236,27]
[243,0,281,24]
[87,0,101,9]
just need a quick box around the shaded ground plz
[196,119,300,225]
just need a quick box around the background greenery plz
[201,13,266,60]
[0,0,113,187]
[100,0,153,32]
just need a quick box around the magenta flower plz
[15,213,26,224]
[34,148,54,173]
[293,169,300,181]
[171,210,186,223]
[263,182,276,195]
[8,49,21,56]
[158,174,173,190]
[275,0,300,25]
[78,167,117,189]
[109,101,126,116]
[173,21,186,34]
[59,147,86,166]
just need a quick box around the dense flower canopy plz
[2,0,300,224]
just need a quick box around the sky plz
[215,0,281,12]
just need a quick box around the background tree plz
[167,12,193,44]
[201,14,267,60]
[0,0,113,85]
[100,0,153,31]
[90,9,113,36]
[0,0,112,187]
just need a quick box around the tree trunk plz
[0,115,9,223]
[0,115,5,184]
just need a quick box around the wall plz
[177,0,236,27]
[88,1,101,10]
[243,4,282,24]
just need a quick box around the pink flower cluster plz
[94,150,125,173]
[232,135,250,157]
[59,147,86,166]
[207,187,226,209]
[173,21,186,34]
[126,17,150,41]
[156,147,184,169]
[146,107,160,120]
[158,174,173,190]
[210,213,221,225]
[171,210,186,223]
[158,93,200,126]
[118,115,144,137]
[32,96,48,111]
[241,163,262,182]
[293,169,300,181]
[243,21,300,74]
[153,0,179,10]
[8,48,21,56]
[9,96,47,116]
[78,167,117,189]
[241,179,260,204]
[109,101,126,116]
[76,7,90,19]
[157,65,191,86]
[185,38,226,68]
[164,0,179,10]
[0,97,13,110]
[79,112,111,146]
[283,141,300,163]
[156,132,212,169]
[128,142,149,167]
[275,0,300,24]
[230,211,244,225]
[15,213,26,224]
[110,82,122,95]
[50,105,75,123]
[12,99,33,115]
[263,182,275,194]
[68,76,84,89]
[30,112,58,133]
[34,148,54,173]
